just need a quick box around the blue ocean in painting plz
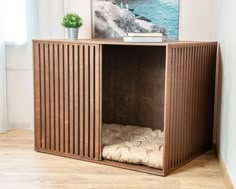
[127,0,179,40]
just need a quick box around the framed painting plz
[92,0,179,40]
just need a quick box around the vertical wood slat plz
[177,47,182,164]
[59,44,64,153]
[183,47,188,162]
[90,46,95,159]
[64,45,69,154]
[173,48,178,166]
[39,43,46,149]
[179,47,185,163]
[200,46,205,152]
[189,47,194,157]
[192,46,197,156]
[203,46,208,149]
[54,44,60,152]
[33,42,41,150]
[196,46,202,155]
[169,47,175,169]
[95,45,101,160]
[186,47,191,157]
[49,44,55,151]
[204,45,209,149]
[45,44,50,150]
[84,45,89,157]
[74,45,79,155]
[69,45,74,155]
[194,46,199,155]
[79,45,84,157]
[163,46,169,172]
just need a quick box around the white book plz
[127,32,163,37]
[123,36,163,43]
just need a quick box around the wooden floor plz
[0,129,226,189]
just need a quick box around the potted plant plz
[62,13,83,40]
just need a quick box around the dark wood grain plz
[95,45,101,160]
[102,45,166,130]
[49,44,55,151]
[39,43,45,149]
[69,44,74,155]
[33,42,41,150]
[79,45,84,157]
[64,45,69,154]
[74,45,79,155]
[44,44,50,150]
[89,46,95,159]
[54,44,60,152]
[84,45,89,157]
[59,44,64,153]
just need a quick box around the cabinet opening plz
[102,45,166,170]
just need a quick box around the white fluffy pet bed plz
[102,123,164,169]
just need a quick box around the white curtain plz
[0,0,66,133]
[0,11,7,133]
[0,0,30,133]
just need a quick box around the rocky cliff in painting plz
[94,0,167,39]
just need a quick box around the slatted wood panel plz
[33,42,101,160]
[164,43,217,175]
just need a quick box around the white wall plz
[37,0,64,39]
[179,0,216,41]
[215,0,236,187]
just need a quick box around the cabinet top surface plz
[33,39,217,47]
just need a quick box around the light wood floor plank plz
[0,129,226,189]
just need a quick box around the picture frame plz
[91,0,180,40]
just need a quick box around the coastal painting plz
[93,0,179,40]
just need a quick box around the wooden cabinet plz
[33,39,217,176]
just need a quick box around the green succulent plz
[62,13,83,28]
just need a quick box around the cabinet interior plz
[102,45,166,130]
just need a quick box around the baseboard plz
[218,153,234,189]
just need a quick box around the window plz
[2,0,27,44]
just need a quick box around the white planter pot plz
[65,28,79,40]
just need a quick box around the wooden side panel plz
[33,41,101,160]
[164,43,217,175]
[33,42,41,150]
